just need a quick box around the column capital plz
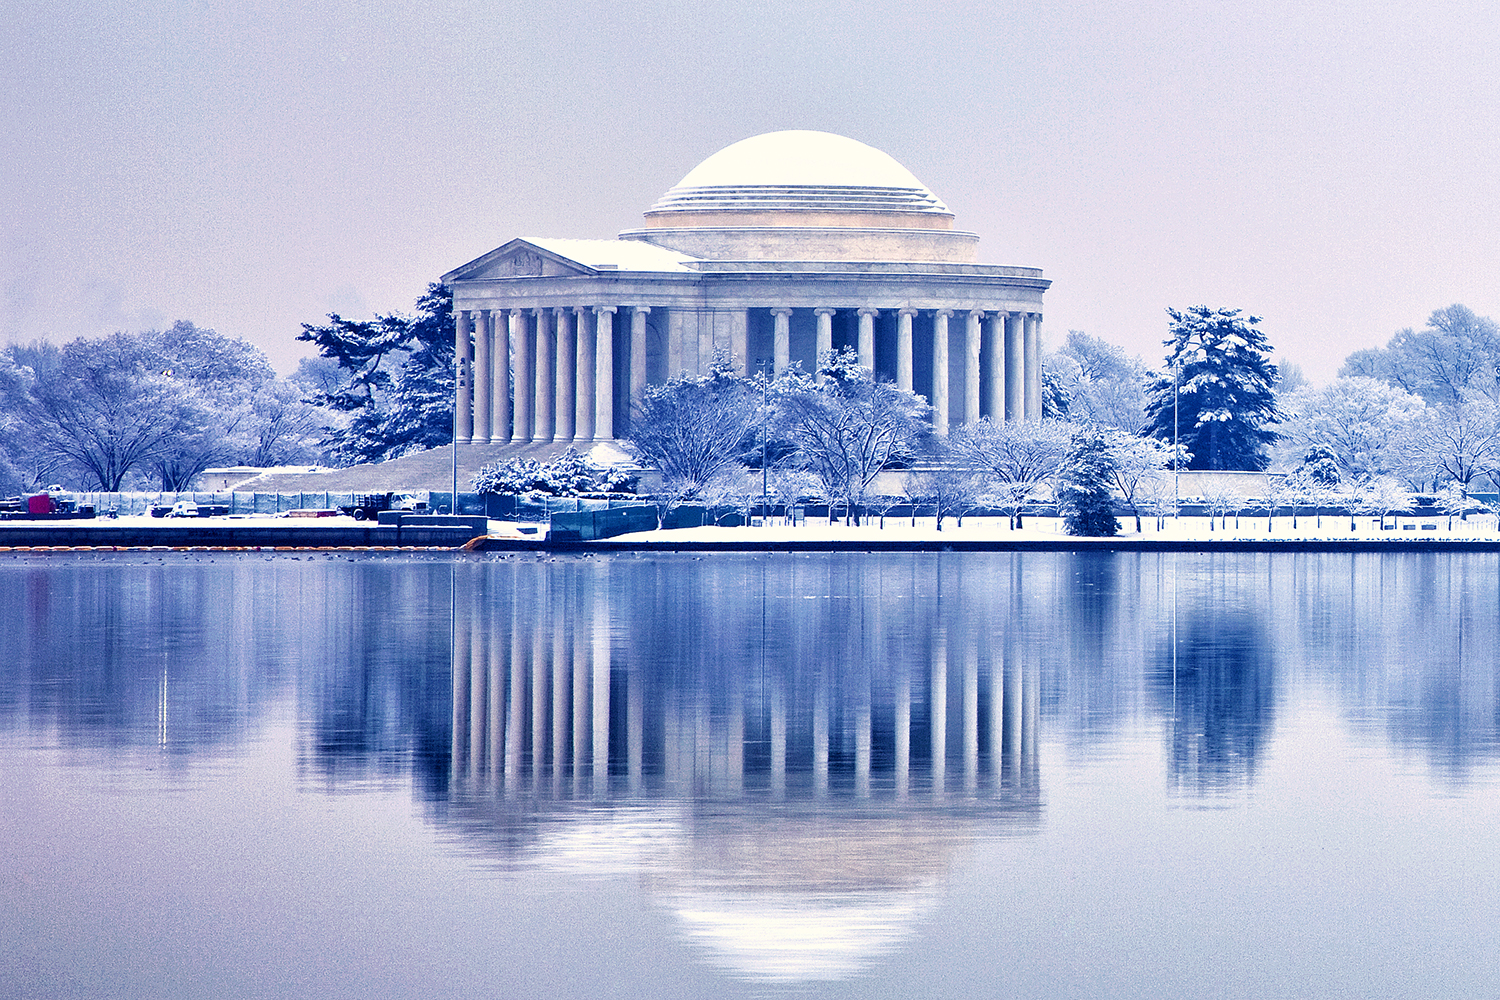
[770,306,793,318]
[594,305,618,317]
[969,308,987,320]
[934,308,955,319]
[857,306,880,318]
[898,306,919,318]
[574,305,589,318]
[630,304,651,315]
[553,306,570,319]
[813,306,837,318]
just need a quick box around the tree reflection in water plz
[1151,611,1277,796]
[6,551,1500,985]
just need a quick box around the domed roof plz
[647,130,951,217]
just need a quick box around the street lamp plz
[756,357,772,524]
[1172,360,1180,521]
[452,354,464,516]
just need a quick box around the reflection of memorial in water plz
[441,554,1043,983]
[448,556,1042,802]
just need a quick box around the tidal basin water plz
[3,551,1499,999]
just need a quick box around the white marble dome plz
[648,130,952,219]
[626,130,976,263]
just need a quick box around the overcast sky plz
[5,1,1497,383]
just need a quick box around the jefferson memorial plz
[443,130,1049,444]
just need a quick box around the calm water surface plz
[2,551,1498,999]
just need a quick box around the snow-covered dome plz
[623,130,977,262]
[647,130,952,219]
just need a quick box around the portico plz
[444,131,1050,444]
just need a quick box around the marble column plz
[965,309,984,426]
[1025,313,1043,420]
[933,309,952,436]
[512,309,533,443]
[533,308,554,442]
[814,307,835,380]
[897,308,916,392]
[472,310,492,443]
[1005,311,1024,423]
[493,308,511,441]
[554,308,575,442]
[772,308,791,375]
[575,307,595,441]
[455,310,473,444]
[858,307,877,370]
[728,309,749,375]
[987,312,1007,421]
[630,307,650,418]
[595,306,616,440]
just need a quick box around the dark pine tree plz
[1056,430,1120,537]
[1144,305,1282,471]
[297,282,454,466]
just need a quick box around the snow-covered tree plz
[772,349,930,524]
[901,467,987,531]
[1407,390,1500,497]
[1358,477,1416,531]
[1145,306,1281,471]
[1104,431,1179,531]
[1056,430,1120,536]
[471,447,625,497]
[1342,304,1500,406]
[297,283,454,466]
[1277,377,1425,481]
[1050,330,1150,432]
[626,353,760,499]
[947,417,1073,528]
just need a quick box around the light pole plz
[756,357,771,524]
[1172,360,1180,521]
[452,355,462,515]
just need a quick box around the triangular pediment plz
[442,239,596,282]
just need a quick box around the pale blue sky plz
[4,0,1497,382]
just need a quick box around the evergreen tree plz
[297,283,454,466]
[1056,430,1120,536]
[1145,306,1281,471]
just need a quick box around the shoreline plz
[4,513,1500,554]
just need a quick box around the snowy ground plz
[7,511,1498,547]
[605,513,1500,544]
